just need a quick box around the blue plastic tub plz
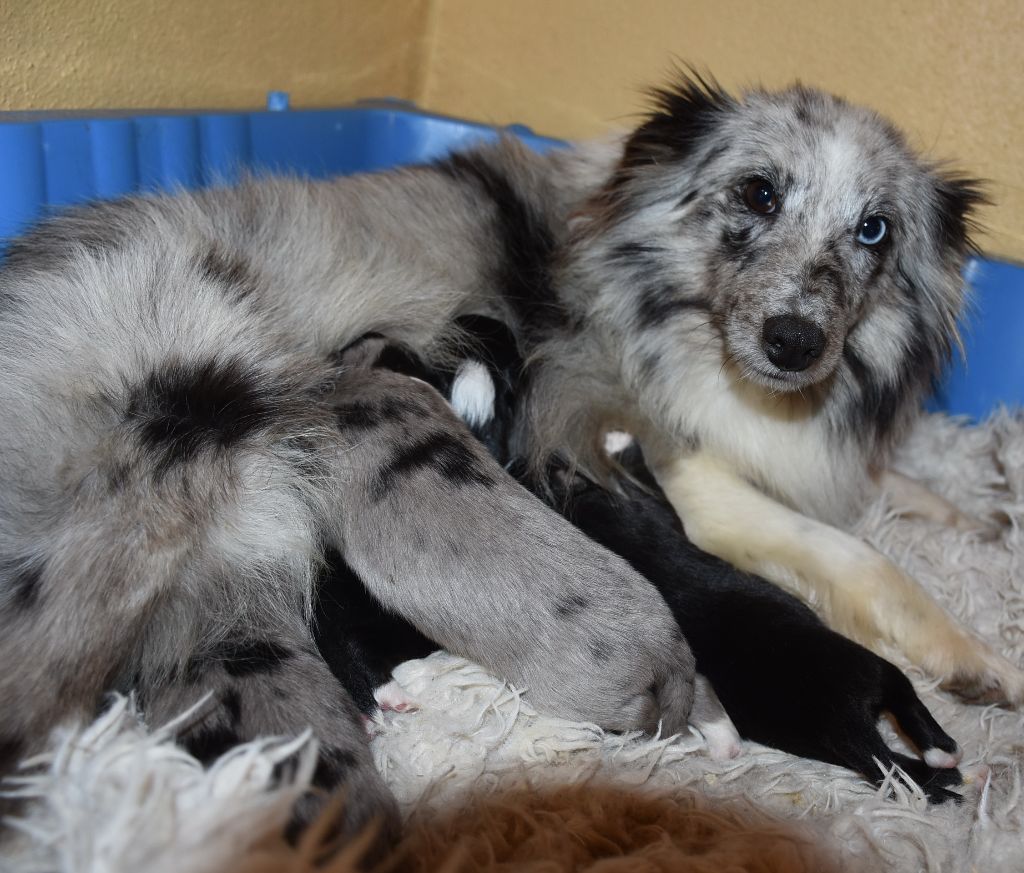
[0,98,561,242]
[0,95,1019,419]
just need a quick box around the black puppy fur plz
[314,548,434,714]
[552,449,963,801]
[319,317,964,802]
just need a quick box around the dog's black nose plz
[762,316,825,372]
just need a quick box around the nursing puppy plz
[347,320,965,802]
[556,454,968,802]
[313,547,434,718]
[326,326,739,754]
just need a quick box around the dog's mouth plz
[726,345,837,393]
[746,364,824,392]
[723,315,838,393]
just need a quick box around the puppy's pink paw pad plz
[373,679,420,713]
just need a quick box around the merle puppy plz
[336,318,965,802]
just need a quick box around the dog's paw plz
[529,640,696,737]
[697,717,743,761]
[952,508,1012,542]
[941,653,1024,708]
[373,679,420,714]
[283,747,401,867]
[979,509,1013,541]
[688,674,741,760]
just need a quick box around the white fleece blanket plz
[3,412,1024,873]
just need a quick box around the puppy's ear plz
[623,71,734,170]
[333,333,432,382]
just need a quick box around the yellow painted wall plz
[0,0,430,110]
[419,0,1024,261]
[2,0,1022,259]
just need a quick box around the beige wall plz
[3,0,1022,260]
[420,0,1024,262]
[0,0,430,110]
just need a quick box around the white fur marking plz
[373,679,419,713]
[924,747,962,769]
[699,717,743,761]
[450,361,495,428]
[603,430,634,456]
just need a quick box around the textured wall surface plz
[0,0,429,110]
[418,0,1024,261]
[2,0,1021,259]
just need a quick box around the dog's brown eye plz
[744,179,778,214]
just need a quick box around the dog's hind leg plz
[328,368,696,737]
[653,450,1024,706]
[0,515,184,785]
[142,624,400,862]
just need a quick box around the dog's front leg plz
[329,369,696,736]
[875,469,1005,538]
[652,449,1024,706]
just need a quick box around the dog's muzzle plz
[762,315,825,372]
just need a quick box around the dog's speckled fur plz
[339,317,965,800]
[0,74,1017,847]
[514,76,1024,705]
[0,113,692,850]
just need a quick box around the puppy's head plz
[577,73,983,405]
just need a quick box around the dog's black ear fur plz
[881,171,987,433]
[622,71,734,170]
[932,174,987,259]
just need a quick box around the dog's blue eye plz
[743,179,778,215]
[857,215,887,245]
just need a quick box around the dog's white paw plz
[924,746,962,769]
[373,679,420,713]
[699,717,743,761]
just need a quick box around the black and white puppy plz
[313,547,434,717]
[332,317,965,802]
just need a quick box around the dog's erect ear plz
[622,71,735,171]
[931,174,987,260]
[573,70,734,236]
[889,172,987,378]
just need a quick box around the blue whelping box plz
[0,96,1019,420]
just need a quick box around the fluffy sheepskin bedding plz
[3,412,1024,873]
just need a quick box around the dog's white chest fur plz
[651,344,868,526]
